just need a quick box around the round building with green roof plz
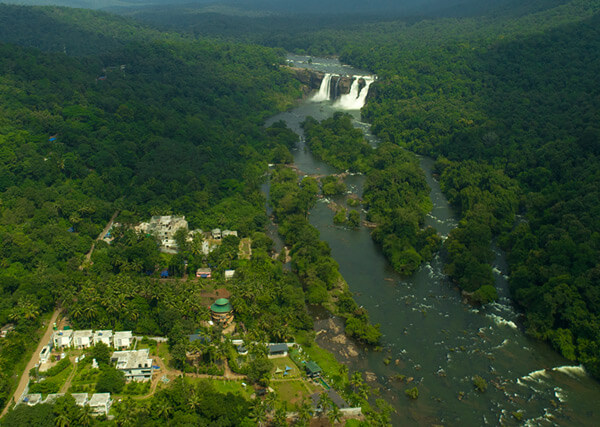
[210,298,233,325]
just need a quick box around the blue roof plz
[160,270,169,277]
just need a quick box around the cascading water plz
[312,73,333,102]
[334,76,375,110]
[269,54,600,426]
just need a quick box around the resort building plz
[93,330,113,347]
[88,393,112,415]
[52,329,73,349]
[111,349,154,382]
[113,331,133,349]
[305,361,323,378]
[39,345,52,363]
[210,298,234,326]
[267,343,289,358]
[222,230,238,238]
[196,268,212,279]
[22,394,42,406]
[137,215,188,253]
[73,330,94,349]
[72,393,89,407]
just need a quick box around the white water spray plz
[335,76,375,110]
[312,73,333,101]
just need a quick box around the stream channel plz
[264,55,600,426]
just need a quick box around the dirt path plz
[80,210,119,270]
[1,309,61,417]
[58,356,79,394]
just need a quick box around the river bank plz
[264,54,600,426]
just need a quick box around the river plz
[265,55,600,426]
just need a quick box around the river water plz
[266,56,600,426]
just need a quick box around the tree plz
[90,342,110,366]
[347,210,361,228]
[328,402,342,425]
[96,366,125,393]
[405,386,419,399]
[246,356,273,386]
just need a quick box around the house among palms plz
[88,393,112,415]
[52,329,73,349]
[0,323,15,338]
[72,393,89,407]
[113,331,133,349]
[73,330,94,349]
[93,330,113,347]
[136,215,189,253]
[111,349,154,381]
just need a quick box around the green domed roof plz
[211,298,232,313]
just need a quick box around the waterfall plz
[335,76,375,110]
[312,73,332,102]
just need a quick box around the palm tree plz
[328,403,342,425]
[54,412,70,427]
[296,398,313,426]
[273,407,288,426]
[265,391,278,413]
[188,392,201,412]
[69,304,84,322]
[250,400,267,427]
[78,405,94,426]
[351,371,364,392]
[83,304,99,322]
[155,398,172,420]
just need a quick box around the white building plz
[224,270,235,280]
[71,393,89,407]
[43,394,64,405]
[93,330,113,347]
[113,331,133,349]
[73,330,94,349]
[88,393,112,415]
[222,230,238,238]
[52,330,73,349]
[137,216,188,253]
[39,344,52,363]
[112,349,153,382]
[23,394,42,406]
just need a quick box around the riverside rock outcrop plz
[286,66,355,98]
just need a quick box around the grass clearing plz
[272,380,310,406]
[270,356,300,378]
[187,378,253,399]
[294,334,344,380]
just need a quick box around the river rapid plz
[265,55,600,426]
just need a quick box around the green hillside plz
[0,4,302,413]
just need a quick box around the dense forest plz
[302,113,440,275]
[334,2,600,375]
[2,0,600,421]
[122,0,600,378]
[0,4,305,411]
[268,165,382,345]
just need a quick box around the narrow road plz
[1,309,61,417]
[80,210,119,270]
